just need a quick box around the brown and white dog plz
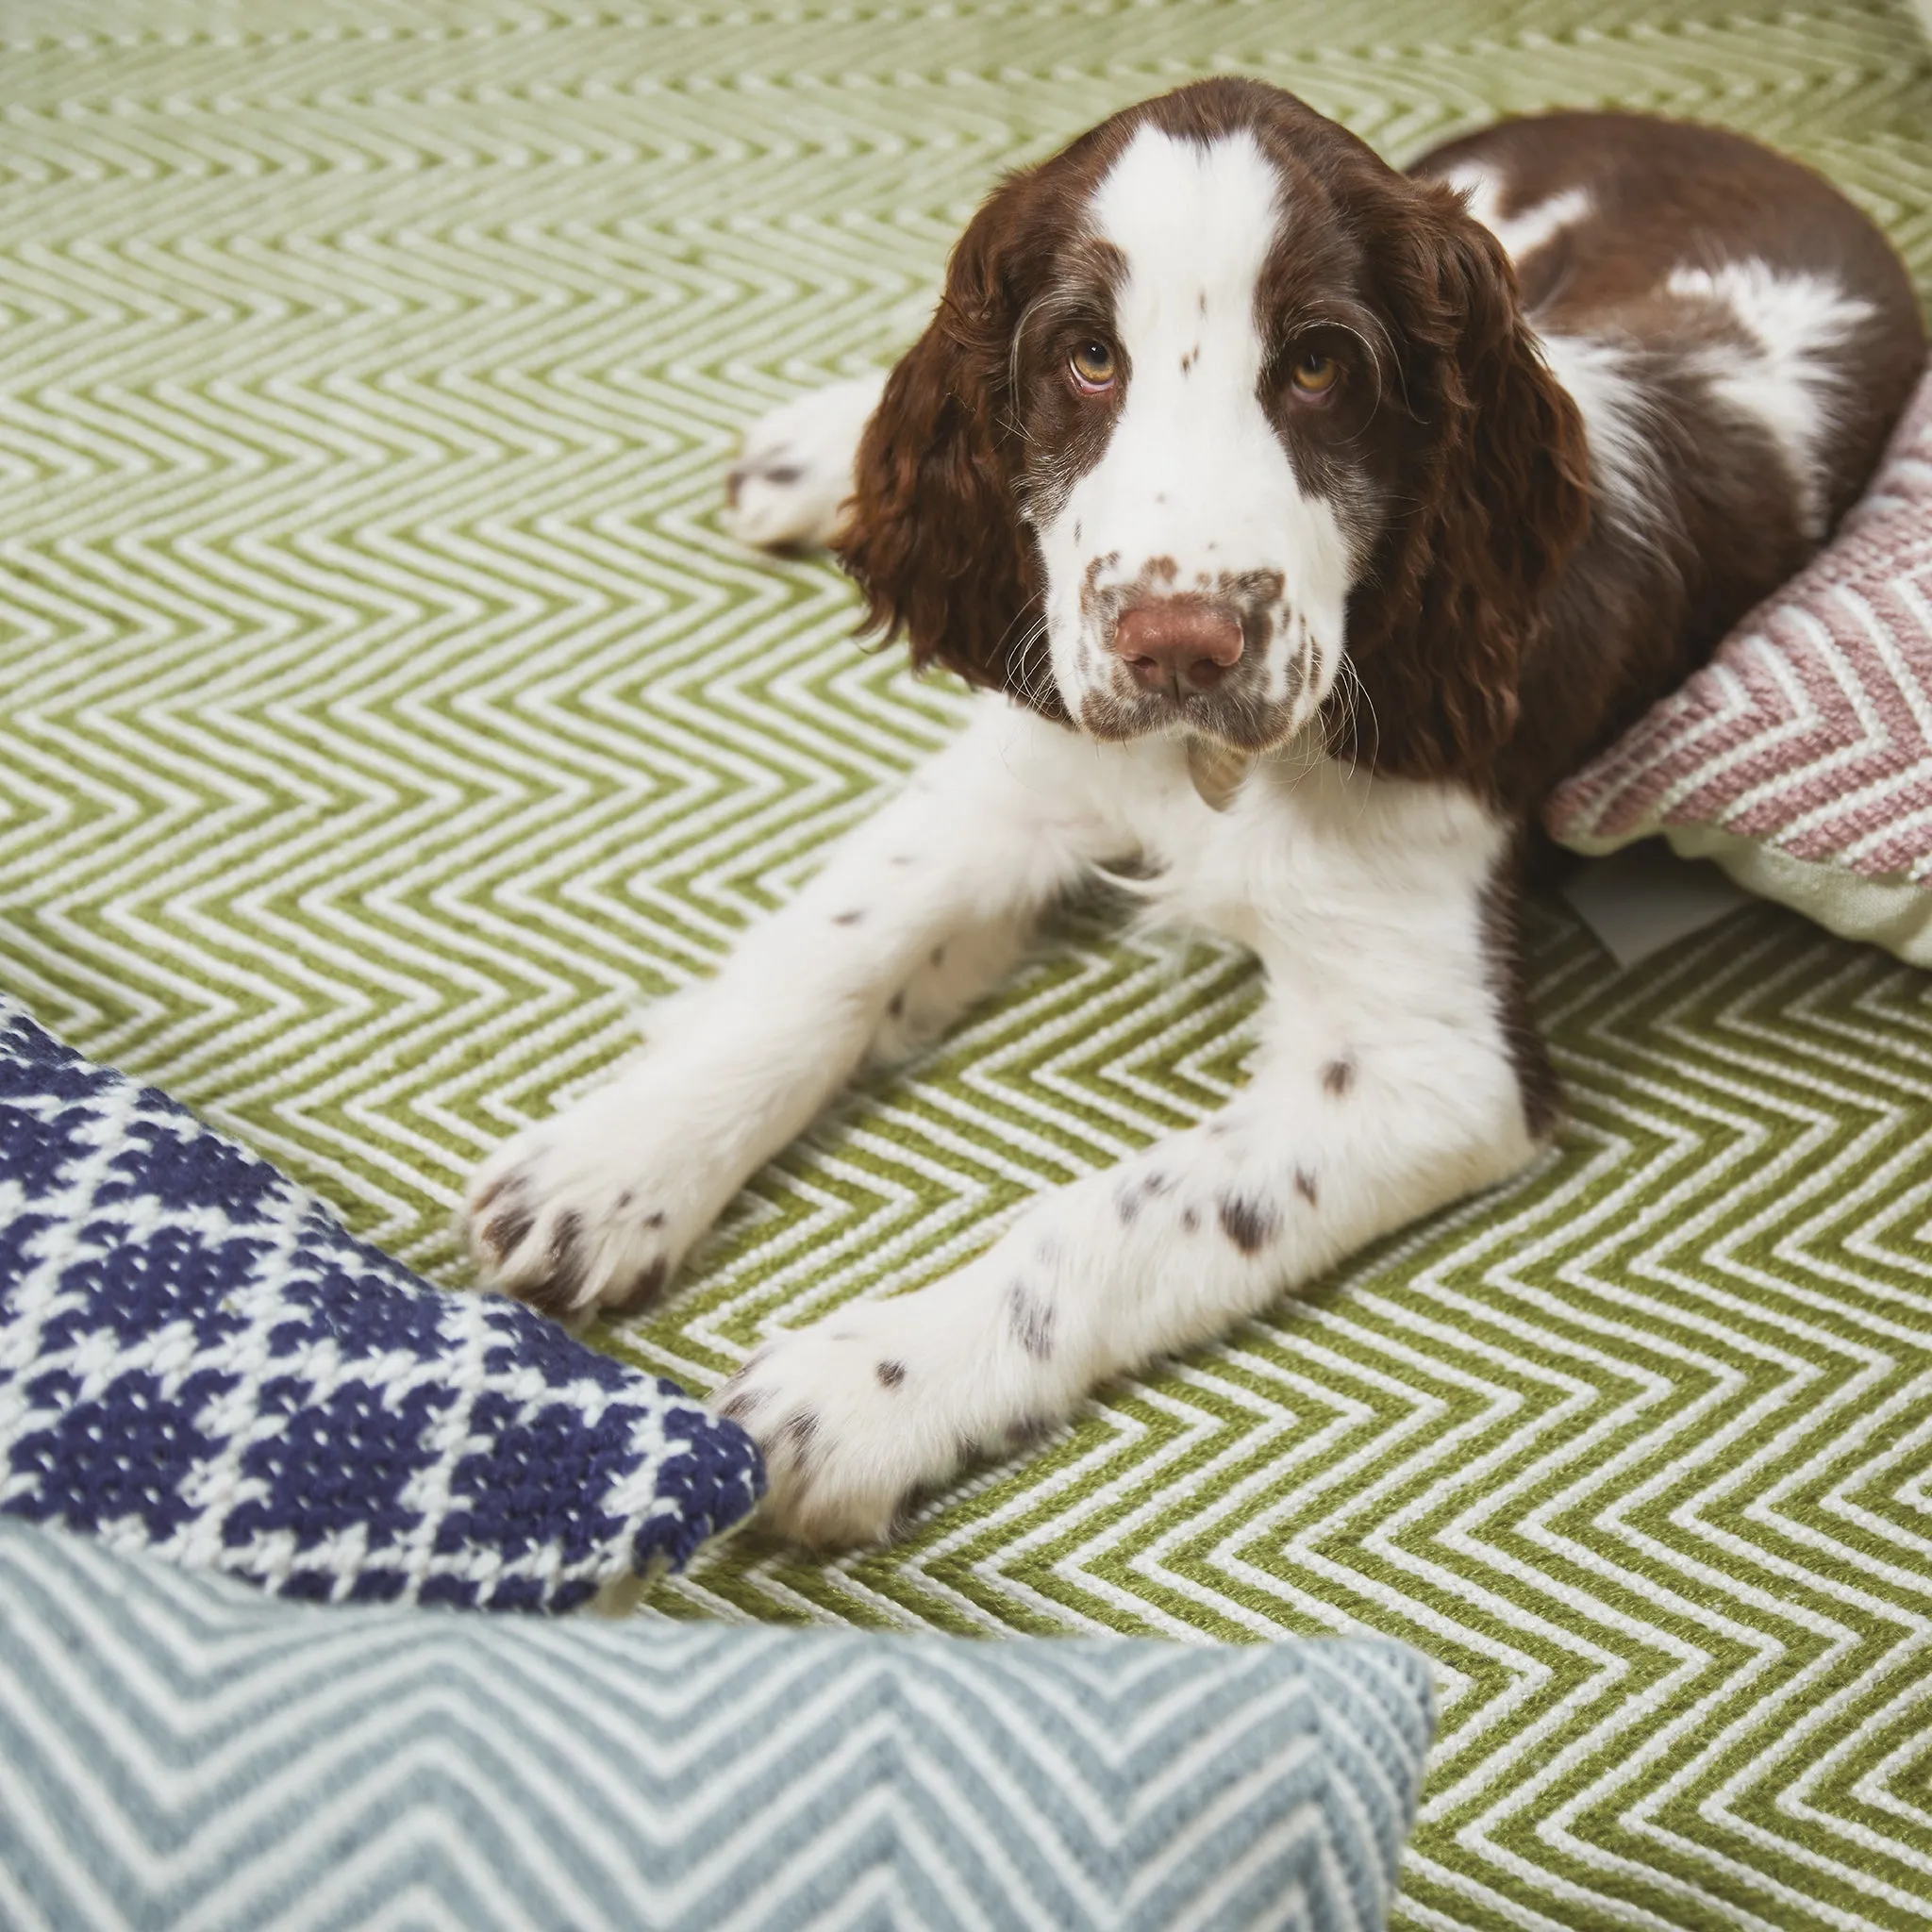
[462,82,1925,1546]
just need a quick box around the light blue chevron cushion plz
[0,996,762,1612]
[0,1518,1434,1932]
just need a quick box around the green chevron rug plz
[4,3,1932,1927]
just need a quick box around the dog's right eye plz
[1069,341,1117,392]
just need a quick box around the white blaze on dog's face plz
[1028,127,1358,752]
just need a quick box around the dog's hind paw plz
[723,374,885,550]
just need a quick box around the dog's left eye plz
[1070,341,1117,391]
[1289,351,1340,397]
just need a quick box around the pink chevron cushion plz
[1545,367,1932,965]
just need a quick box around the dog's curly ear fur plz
[1341,178,1591,785]
[835,179,1052,708]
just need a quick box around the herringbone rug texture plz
[4,3,1931,1926]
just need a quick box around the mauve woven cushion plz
[1545,366,1932,961]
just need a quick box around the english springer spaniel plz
[462,81,1925,1546]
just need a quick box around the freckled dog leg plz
[461,702,1129,1320]
[717,978,1542,1548]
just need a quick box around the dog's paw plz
[711,1306,975,1549]
[722,375,884,551]
[461,1080,715,1322]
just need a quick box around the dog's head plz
[837,78,1590,781]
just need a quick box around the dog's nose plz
[1113,600,1243,695]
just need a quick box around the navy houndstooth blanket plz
[0,999,762,1611]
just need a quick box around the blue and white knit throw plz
[0,998,763,1612]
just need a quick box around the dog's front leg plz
[719,986,1544,1547]
[461,702,1125,1319]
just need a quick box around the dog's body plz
[462,85,1924,1545]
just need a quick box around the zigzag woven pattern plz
[0,1516,1434,1932]
[0,996,761,1610]
[4,2,1932,1925]
[1549,369,1932,877]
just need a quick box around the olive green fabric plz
[4,4,1931,1925]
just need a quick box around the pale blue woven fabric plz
[0,1516,1434,1931]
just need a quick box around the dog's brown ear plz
[1342,178,1591,784]
[835,179,1050,707]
